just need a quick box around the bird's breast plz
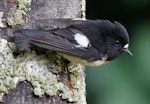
[58,53,110,67]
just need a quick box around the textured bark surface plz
[0,0,86,104]
[2,81,73,104]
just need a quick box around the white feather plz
[124,44,129,48]
[74,33,90,48]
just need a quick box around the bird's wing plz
[14,28,99,61]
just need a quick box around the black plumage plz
[14,19,132,66]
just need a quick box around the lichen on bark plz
[0,39,86,103]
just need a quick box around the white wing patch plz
[74,33,90,48]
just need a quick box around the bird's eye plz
[115,40,120,44]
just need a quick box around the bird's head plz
[105,21,132,61]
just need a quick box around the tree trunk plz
[0,0,86,104]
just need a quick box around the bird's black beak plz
[123,48,133,56]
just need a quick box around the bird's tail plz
[14,29,49,51]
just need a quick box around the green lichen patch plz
[0,12,6,28]
[81,0,86,18]
[58,63,86,103]
[7,0,32,26]
[0,39,86,104]
[45,50,63,73]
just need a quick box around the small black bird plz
[14,18,132,66]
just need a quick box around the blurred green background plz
[86,0,150,104]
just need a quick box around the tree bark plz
[0,0,86,104]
